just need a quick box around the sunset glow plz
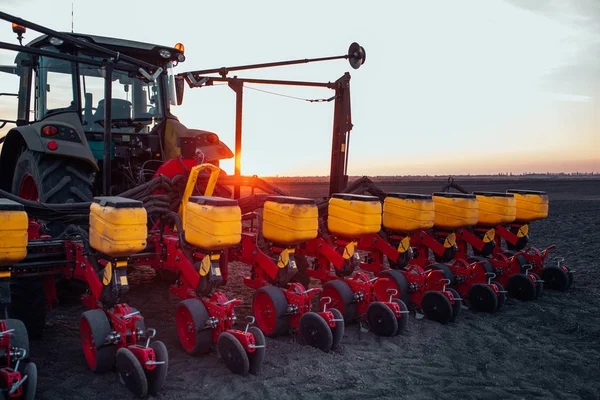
[0,0,598,176]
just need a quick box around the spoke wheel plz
[468,283,498,313]
[116,347,148,398]
[247,327,266,375]
[299,312,333,352]
[218,332,250,375]
[367,301,398,337]
[421,291,453,324]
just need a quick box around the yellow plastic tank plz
[432,192,478,230]
[506,190,549,222]
[474,191,516,226]
[262,196,318,246]
[328,194,382,239]
[383,193,434,233]
[185,196,242,251]
[90,197,147,257]
[0,199,28,266]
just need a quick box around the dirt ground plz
[31,178,600,399]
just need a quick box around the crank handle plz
[248,344,266,349]
[145,360,166,365]
[123,311,141,319]
[0,328,14,337]
[222,298,239,306]
[244,316,256,334]
[145,328,157,348]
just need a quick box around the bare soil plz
[32,179,600,399]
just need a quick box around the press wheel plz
[541,266,569,291]
[218,332,250,375]
[491,281,506,310]
[530,273,543,299]
[299,312,333,352]
[116,347,148,398]
[468,283,498,313]
[507,274,536,301]
[18,361,37,400]
[367,301,398,337]
[421,291,453,324]
[446,288,462,322]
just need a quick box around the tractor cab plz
[0,30,233,196]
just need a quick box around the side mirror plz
[175,76,185,106]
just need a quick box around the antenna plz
[71,2,74,33]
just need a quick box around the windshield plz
[35,48,165,133]
[80,63,163,134]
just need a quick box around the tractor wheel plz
[3,319,29,356]
[116,347,148,398]
[391,299,409,335]
[80,309,116,373]
[321,280,357,324]
[541,266,569,291]
[446,288,462,322]
[327,308,345,349]
[8,278,47,340]
[175,299,213,355]
[530,273,544,299]
[491,281,506,310]
[468,283,498,313]
[366,301,398,337]
[247,326,266,375]
[375,269,411,306]
[421,291,453,324]
[252,286,290,337]
[507,274,536,301]
[18,361,37,400]
[218,332,250,375]
[299,312,333,352]
[146,341,168,396]
[12,150,94,235]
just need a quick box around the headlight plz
[159,49,171,59]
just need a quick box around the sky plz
[0,0,598,176]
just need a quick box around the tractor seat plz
[93,98,132,122]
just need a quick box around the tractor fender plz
[0,114,98,191]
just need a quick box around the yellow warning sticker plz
[277,249,290,269]
[199,256,211,276]
[483,228,495,243]
[343,241,357,260]
[397,236,410,253]
[443,233,456,248]
[517,224,529,237]
[102,262,113,286]
[120,275,128,286]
